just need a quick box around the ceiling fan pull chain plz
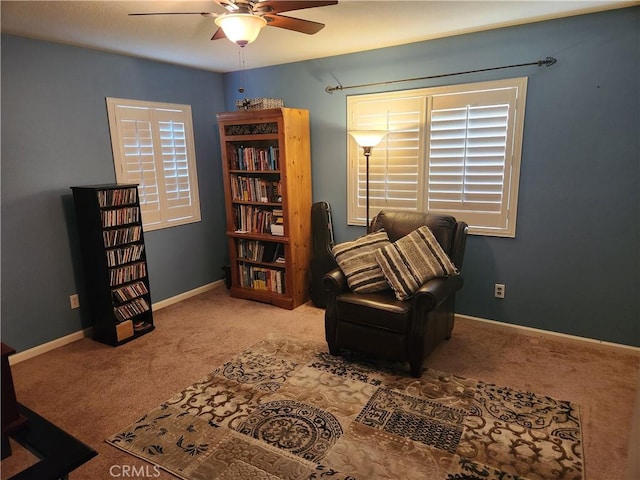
[238,47,247,95]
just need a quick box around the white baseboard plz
[151,280,224,311]
[9,328,92,365]
[9,280,225,365]
[456,313,640,353]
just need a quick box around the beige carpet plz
[107,333,584,479]
[2,285,639,479]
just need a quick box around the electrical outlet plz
[69,294,80,309]
[494,283,505,299]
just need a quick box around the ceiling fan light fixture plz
[215,13,267,46]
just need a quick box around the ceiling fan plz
[130,0,338,47]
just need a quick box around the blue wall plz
[1,35,228,351]
[2,7,638,352]
[222,7,639,346]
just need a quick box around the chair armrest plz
[323,268,348,353]
[413,275,464,311]
[323,267,348,294]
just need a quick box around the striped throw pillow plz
[375,226,458,301]
[332,231,391,293]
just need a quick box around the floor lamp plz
[349,130,388,227]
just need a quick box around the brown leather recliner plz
[323,210,468,377]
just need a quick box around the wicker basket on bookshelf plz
[236,97,284,111]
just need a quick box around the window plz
[106,98,201,231]
[347,78,527,237]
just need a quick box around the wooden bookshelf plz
[217,108,312,309]
[71,184,154,346]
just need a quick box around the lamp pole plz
[363,146,372,229]
[348,130,387,229]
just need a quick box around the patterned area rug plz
[107,334,583,480]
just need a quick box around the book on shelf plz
[270,208,284,236]
[112,280,149,303]
[101,207,140,228]
[272,208,283,221]
[97,188,137,208]
[229,146,280,171]
[237,240,284,264]
[233,205,275,234]
[231,175,281,203]
[238,263,285,294]
[103,225,142,247]
[238,239,265,261]
[113,297,150,321]
[109,262,147,287]
[106,244,145,267]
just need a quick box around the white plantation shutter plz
[348,93,426,224]
[154,110,197,222]
[107,98,201,231]
[116,107,162,225]
[428,86,519,232]
[347,78,526,237]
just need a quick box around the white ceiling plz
[1,1,636,73]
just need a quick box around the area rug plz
[107,334,583,480]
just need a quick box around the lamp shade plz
[215,13,267,46]
[349,130,388,148]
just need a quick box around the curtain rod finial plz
[325,84,343,94]
[542,57,557,67]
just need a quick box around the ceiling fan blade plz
[264,14,326,34]
[255,1,337,14]
[129,12,217,17]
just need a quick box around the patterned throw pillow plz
[375,225,458,301]
[332,231,391,293]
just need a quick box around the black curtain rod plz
[324,57,557,94]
